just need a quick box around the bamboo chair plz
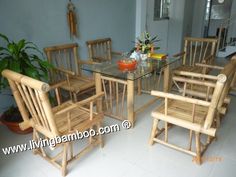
[86,38,122,62]
[173,37,218,73]
[2,69,104,176]
[149,73,227,164]
[44,43,95,101]
[172,57,236,127]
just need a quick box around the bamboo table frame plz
[82,58,179,127]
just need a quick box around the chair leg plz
[149,118,159,145]
[216,112,221,128]
[97,123,104,148]
[195,132,202,165]
[137,78,142,95]
[61,143,68,177]
[32,129,37,155]
[73,93,77,102]
[188,130,193,151]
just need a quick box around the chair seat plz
[53,101,102,135]
[152,100,208,125]
[60,76,95,94]
[174,65,203,73]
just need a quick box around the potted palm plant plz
[0,33,53,134]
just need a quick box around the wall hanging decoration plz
[67,0,78,38]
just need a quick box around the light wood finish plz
[172,56,236,127]
[173,37,218,73]
[2,69,104,177]
[86,38,122,62]
[127,80,134,127]
[149,73,227,164]
[44,43,95,101]
[101,75,128,121]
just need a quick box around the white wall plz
[146,0,169,53]
[167,0,195,55]
[135,0,148,38]
[228,0,236,39]
[0,0,136,113]
[137,0,195,56]
[191,0,207,37]
[182,0,195,37]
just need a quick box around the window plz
[154,0,170,20]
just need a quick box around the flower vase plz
[140,53,148,61]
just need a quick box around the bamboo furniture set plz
[2,37,236,176]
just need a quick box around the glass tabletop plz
[81,57,179,81]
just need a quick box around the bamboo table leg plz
[163,65,170,92]
[137,78,142,95]
[95,73,102,113]
[127,80,134,127]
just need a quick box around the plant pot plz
[0,114,33,134]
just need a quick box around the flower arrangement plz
[134,32,160,54]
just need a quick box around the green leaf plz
[0,59,8,72]
[7,43,16,54]
[17,39,25,51]
[0,33,9,43]
[9,60,21,73]
[0,47,7,51]
[24,67,40,79]
[38,60,54,69]
[25,42,44,56]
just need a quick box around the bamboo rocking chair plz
[149,73,227,164]
[2,69,104,176]
[173,37,218,73]
[86,38,122,63]
[44,43,96,101]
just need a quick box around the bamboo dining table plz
[81,57,179,127]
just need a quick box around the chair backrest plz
[2,70,59,138]
[204,74,226,129]
[44,43,80,84]
[182,37,218,66]
[86,38,112,62]
[217,57,236,111]
[173,55,236,104]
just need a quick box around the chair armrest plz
[53,67,76,76]
[195,63,224,70]
[49,80,67,90]
[77,92,104,106]
[172,70,218,80]
[55,92,104,115]
[151,90,210,107]
[172,51,185,58]
[49,80,68,106]
[112,51,123,56]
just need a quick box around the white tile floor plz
[0,58,236,177]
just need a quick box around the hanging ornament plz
[67,0,78,38]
